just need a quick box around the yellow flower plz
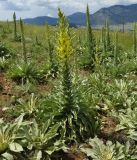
[56,9,74,60]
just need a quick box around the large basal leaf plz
[36,150,42,160]
[2,152,14,160]
[44,123,61,142]
[9,143,23,152]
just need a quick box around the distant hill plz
[23,3,137,26]
[23,16,77,27]
[92,4,137,25]
[24,16,57,25]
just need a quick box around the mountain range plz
[23,3,137,26]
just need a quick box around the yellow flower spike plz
[56,8,74,60]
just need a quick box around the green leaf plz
[44,123,60,142]
[9,143,23,152]
[36,151,42,160]
[2,152,13,160]
[131,155,137,159]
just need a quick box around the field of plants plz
[0,5,137,160]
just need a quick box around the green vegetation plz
[0,6,137,160]
[86,5,96,70]
[133,23,137,56]
[13,12,17,41]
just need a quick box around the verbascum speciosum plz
[56,8,74,60]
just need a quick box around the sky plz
[0,0,137,20]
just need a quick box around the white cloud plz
[0,0,137,20]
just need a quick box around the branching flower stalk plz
[101,27,106,52]
[56,9,76,136]
[114,32,118,65]
[7,19,10,32]
[46,24,57,77]
[55,8,98,141]
[133,23,137,56]
[105,19,111,51]
[35,36,41,46]
[13,12,17,41]
[78,30,82,46]
[20,18,27,64]
[56,8,76,138]
[101,27,104,43]
[56,8,75,112]
[86,5,96,70]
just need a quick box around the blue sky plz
[0,0,137,20]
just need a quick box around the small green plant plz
[24,120,63,159]
[15,93,38,111]
[0,57,9,72]
[0,42,12,58]
[0,115,26,158]
[8,62,38,84]
[103,79,136,110]
[116,108,137,141]
[80,137,137,160]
